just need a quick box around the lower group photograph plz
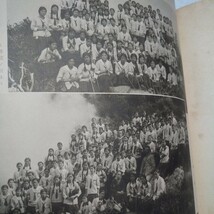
[0,94,195,214]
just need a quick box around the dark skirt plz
[97,74,113,92]
[79,80,99,92]
[34,61,61,92]
[52,202,63,214]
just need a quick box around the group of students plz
[0,110,187,214]
[28,0,182,95]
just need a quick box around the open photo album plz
[0,0,213,213]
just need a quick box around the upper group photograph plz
[7,0,184,98]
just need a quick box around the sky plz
[0,94,96,185]
[175,0,200,9]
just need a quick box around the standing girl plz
[50,176,63,214]
[48,5,63,43]
[61,11,71,34]
[10,188,25,214]
[14,163,24,185]
[31,7,51,56]
[45,148,56,170]
[63,173,81,214]
[23,158,32,176]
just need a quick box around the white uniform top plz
[145,40,155,57]
[111,159,126,174]
[136,21,147,37]
[74,0,85,11]
[62,36,76,52]
[138,63,148,75]
[97,25,110,40]
[160,145,169,163]
[117,10,125,21]
[75,38,86,52]
[31,16,51,38]
[56,65,79,89]
[38,48,62,63]
[156,64,166,80]
[167,73,178,86]
[130,20,138,35]
[63,182,81,205]
[81,19,94,35]
[117,32,132,46]
[95,59,113,75]
[153,176,166,200]
[78,63,98,81]
[115,61,130,76]
[91,46,105,62]
[70,16,81,32]
[61,19,71,32]
[147,67,158,82]
[48,14,62,31]
[80,43,92,57]
[125,157,137,171]
[85,173,100,194]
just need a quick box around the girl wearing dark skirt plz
[78,52,99,92]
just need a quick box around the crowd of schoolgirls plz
[0,110,188,214]
[26,0,182,95]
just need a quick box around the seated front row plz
[36,39,179,93]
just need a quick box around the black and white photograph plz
[7,0,185,98]
[2,0,214,213]
[0,93,195,214]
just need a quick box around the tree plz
[84,94,187,124]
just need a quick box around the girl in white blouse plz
[63,173,81,214]
[115,53,130,86]
[97,18,110,41]
[56,58,79,92]
[48,5,63,42]
[78,52,99,92]
[50,175,63,214]
[31,7,51,39]
[96,51,113,92]
[31,7,51,55]
[48,5,62,30]
[61,11,71,34]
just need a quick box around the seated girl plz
[115,53,130,86]
[37,40,62,91]
[95,51,113,92]
[78,52,99,92]
[127,53,142,89]
[97,18,110,42]
[56,58,79,92]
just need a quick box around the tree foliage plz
[85,94,186,125]
[8,18,35,82]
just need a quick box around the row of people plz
[31,1,174,43]
[35,38,180,94]
[2,168,176,214]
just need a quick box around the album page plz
[0,0,196,214]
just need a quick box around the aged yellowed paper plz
[177,1,214,213]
